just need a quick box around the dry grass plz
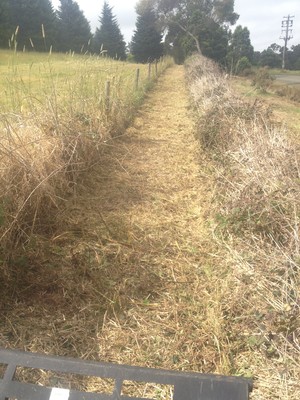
[231,76,300,145]
[186,55,300,399]
[0,65,243,397]
[1,55,299,400]
[274,89,300,107]
[0,51,172,269]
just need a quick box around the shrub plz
[236,56,252,75]
[275,85,300,102]
[251,67,274,92]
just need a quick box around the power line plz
[280,15,294,69]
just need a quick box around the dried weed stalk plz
[186,54,300,399]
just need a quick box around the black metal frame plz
[0,348,253,400]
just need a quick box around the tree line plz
[0,0,163,61]
[0,0,299,70]
[253,43,300,70]
[225,25,300,72]
[0,0,127,58]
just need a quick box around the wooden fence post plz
[135,68,140,90]
[148,63,151,81]
[105,80,111,112]
[155,60,158,77]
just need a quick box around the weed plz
[251,68,274,92]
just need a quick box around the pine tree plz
[0,0,10,47]
[7,0,57,51]
[93,1,126,60]
[56,0,92,53]
[131,5,163,63]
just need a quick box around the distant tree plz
[0,0,10,47]
[165,15,229,64]
[7,0,57,51]
[93,1,126,60]
[56,0,91,53]
[156,0,238,62]
[164,21,192,64]
[259,44,281,68]
[269,43,282,54]
[260,43,300,70]
[227,25,254,73]
[287,44,300,70]
[131,2,163,63]
[252,51,261,66]
[196,19,229,64]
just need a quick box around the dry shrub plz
[0,114,104,259]
[275,85,300,103]
[251,68,274,92]
[217,120,299,243]
[186,55,300,399]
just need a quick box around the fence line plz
[104,57,171,115]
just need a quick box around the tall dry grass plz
[186,55,300,399]
[0,51,173,273]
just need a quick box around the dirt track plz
[274,74,300,85]
[82,65,213,367]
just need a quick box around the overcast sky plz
[51,0,300,51]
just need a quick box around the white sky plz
[51,0,300,51]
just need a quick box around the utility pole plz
[280,15,294,69]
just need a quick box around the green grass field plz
[268,68,300,76]
[0,50,159,116]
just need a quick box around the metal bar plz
[0,349,252,387]
[0,362,17,400]
[0,348,253,400]
[0,380,111,400]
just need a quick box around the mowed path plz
[84,65,216,371]
[1,65,220,379]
